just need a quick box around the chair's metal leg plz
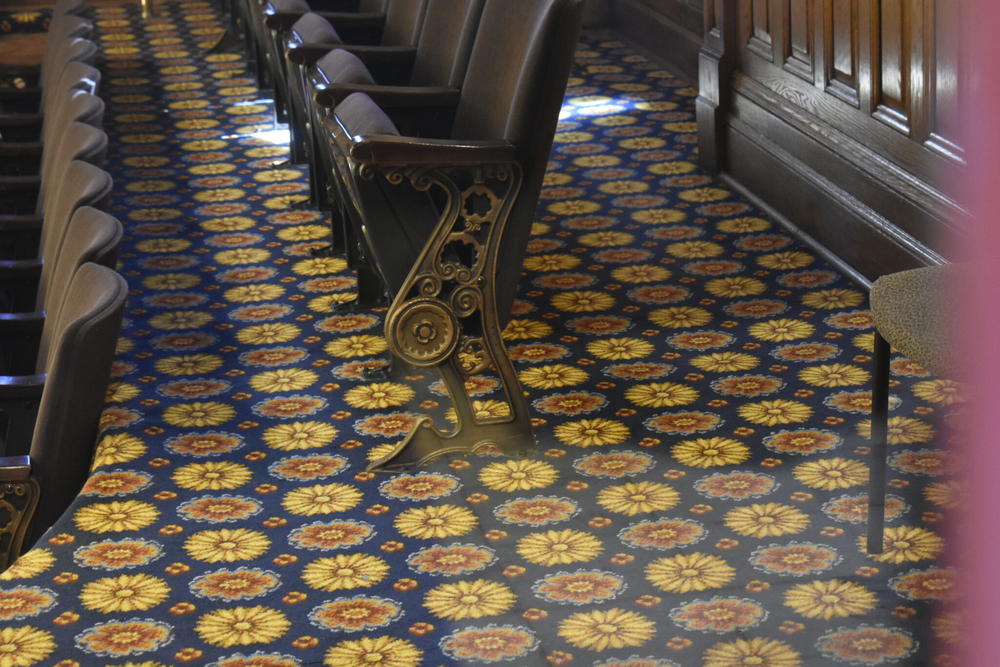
[867,330,891,553]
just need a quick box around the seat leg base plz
[365,415,534,473]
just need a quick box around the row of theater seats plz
[233,0,585,470]
[0,8,128,569]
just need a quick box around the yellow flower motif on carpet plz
[855,416,935,444]
[282,483,363,515]
[757,251,814,269]
[645,553,735,593]
[154,354,224,375]
[91,433,147,469]
[262,421,338,450]
[703,637,801,667]
[324,335,389,357]
[724,503,810,538]
[74,501,160,533]
[705,276,766,297]
[798,363,870,387]
[195,605,290,648]
[423,579,517,620]
[610,264,671,283]
[551,290,616,312]
[783,579,876,619]
[0,550,55,581]
[0,626,56,666]
[558,608,655,651]
[344,382,415,409]
[625,382,698,407]
[597,481,679,515]
[394,505,478,539]
[690,351,759,372]
[324,636,423,667]
[802,288,865,309]
[517,529,603,566]
[302,554,390,591]
[184,528,271,563]
[748,318,815,342]
[522,253,581,272]
[250,368,319,393]
[224,284,286,302]
[860,526,944,564]
[478,460,558,492]
[586,337,655,360]
[501,319,553,340]
[173,461,251,490]
[648,305,712,328]
[672,437,750,468]
[80,573,171,613]
[738,399,812,426]
[163,401,236,427]
[149,310,213,330]
[236,322,302,345]
[519,364,589,388]
[292,256,348,276]
[554,418,630,447]
[912,378,963,406]
[793,458,869,490]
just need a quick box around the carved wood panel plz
[733,0,962,181]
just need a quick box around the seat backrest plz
[289,11,342,44]
[409,0,483,88]
[37,122,108,216]
[28,263,127,539]
[40,90,105,150]
[42,60,101,119]
[43,14,92,63]
[35,160,113,269]
[40,38,97,104]
[450,0,584,318]
[380,0,426,46]
[35,207,123,353]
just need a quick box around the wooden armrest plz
[0,112,42,126]
[0,175,40,191]
[0,313,44,337]
[0,88,41,101]
[266,10,383,32]
[0,259,41,278]
[0,142,42,157]
[0,215,42,232]
[286,42,341,66]
[0,374,45,400]
[317,83,458,110]
[348,134,518,167]
[0,455,31,481]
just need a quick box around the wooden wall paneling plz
[783,0,815,81]
[610,0,704,82]
[871,0,912,134]
[823,0,860,105]
[696,0,736,170]
[927,0,963,161]
[747,0,775,60]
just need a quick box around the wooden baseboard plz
[610,0,701,82]
[722,105,949,281]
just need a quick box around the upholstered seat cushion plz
[869,263,953,376]
[335,92,399,136]
[316,48,376,85]
[289,12,342,43]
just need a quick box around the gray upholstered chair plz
[293,0,484,214]
[0,263,128,568]
[866,264,952,553]
[0,61,101,142]
[318,0,584,470]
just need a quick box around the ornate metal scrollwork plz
[0,477,40,572]
[385,297,459,367]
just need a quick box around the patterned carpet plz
[0,2,957,665]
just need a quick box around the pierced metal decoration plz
[0,473,40,572]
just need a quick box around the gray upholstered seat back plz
[38,121,108,216]
[41,90,104,150]
[381,0,427,46]
[36,207,123,356]
[40,38,97,104]
[409,0,484,88]
[450,0,584,319]
[29,263,127,539]
[35,160,113,272]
